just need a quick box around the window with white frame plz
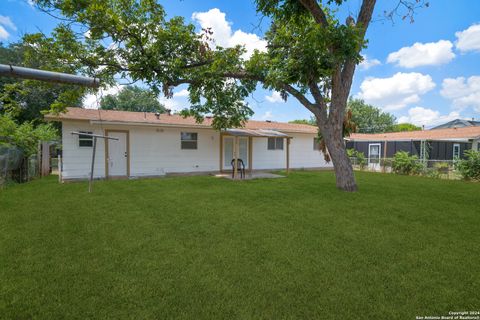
[181,132,198,150]
[453,143,460,159]
[78,131,93,147]
[267,137,284,150]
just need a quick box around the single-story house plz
[345,125,480,169]
[46,107,331,180]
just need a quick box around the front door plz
[368,143,381,170]
[223,137,248,170]
[107,131,128,177]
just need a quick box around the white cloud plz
[387,40,455,68]
[0,26,9,40]
[83,86,122,109]
[261,111,273,120]
[173,89,189,98]
[0,16,17,31]
[0,16,16,40]
[398,106,460,127]
[440,76,480,112]
[455,24,480,53]
[265,91,285,103]
[158,96,187,112]
[192,8,267,59]
[357,72,436,111]
[358,55,381,70]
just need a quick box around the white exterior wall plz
[61,120,331,180]
[233,133,331,171]
[289,133,332,169]
[129,126,219,176]
[62,120,107,179]
[251,137,286,170]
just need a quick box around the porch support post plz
[233,136,238,180]
[248,136,253,174]
[382,140,387,173]
[89,136,97,193]
[219,132,223,173]
[286,137,290,174]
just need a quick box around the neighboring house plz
[345,126,480,169]
[46,108,331,180]
[431,118,480,130]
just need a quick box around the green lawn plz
[0,172,479,319]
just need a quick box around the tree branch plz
[356,0,377,36]
[341,0,376,95]
[281,83,317,113]
[308,81,324,106]
[298,0,329,27]
[167,70,318,115]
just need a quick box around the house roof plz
[45,107,318,134]
[347,126,480,142]
[431,119,480,130]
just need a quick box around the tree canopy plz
[100,86,166,113]
[0,41,84,124]
[0,114,58,156]
[348,98,396,133]
[289,118,316,125]
[292,99,421,134]
[391,123,421,132]
[28,0,370,130]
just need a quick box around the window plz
[267,137,284,150]
[181,132,198,150]
[313,138,321,151]
[78,131,93,147]
[453,143,460,159]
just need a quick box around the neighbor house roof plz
[430,119,480,130]
[45,107,318,134]
[347,126,480,142]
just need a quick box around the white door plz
[368,143,381,170]
[223,137,248,169]
[108,132,128,177]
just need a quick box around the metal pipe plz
[71,132,118,140]
[0,64,100,88]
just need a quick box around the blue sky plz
[1,0,480,128]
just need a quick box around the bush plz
[347,148,367,170]
[454,150,480,181]
[0,114,58,156]
[392,151,423,175]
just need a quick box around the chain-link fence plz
[0,145,39,187]
[350,157,460,179]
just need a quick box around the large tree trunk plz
[324,128,357,192]
[316,101,358,192]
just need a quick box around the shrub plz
[347,148,367,170]
[424,168,440,179]
[454,150,480,181]
[346,148,355,158]
[0,114,58,156]
[392,151,423,175]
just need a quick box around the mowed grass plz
[0,171,479,319]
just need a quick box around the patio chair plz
[231,158,246,179]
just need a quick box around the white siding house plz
[47,108,332,180]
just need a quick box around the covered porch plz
[219,128,292,180]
